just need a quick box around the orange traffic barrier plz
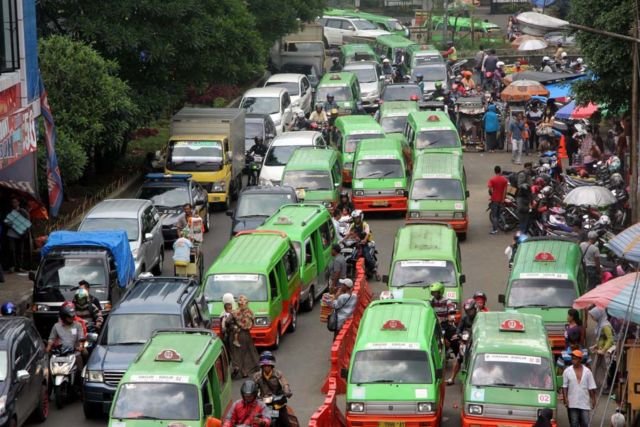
[309,378,346,427]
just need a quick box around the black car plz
[83,276,209,418]
[227,185,298,236]
[0,317,48,426]
[137,173,210,242]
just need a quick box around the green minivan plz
[373,34,418,64]
[352,137,409,213]
[259,203,337,311]
[340,43,379,65]
[203,229,302,348]
[405,111,463,162]
[499,237,586,354]
[281,147,342,210]
[408,152,469,239]
[461,312,558,427]
[315,72,362,115]
[377,100,418,167]
[109,329,231,427]
[334,115,385,184]
[384,223,464,309]
[344,299,445,426]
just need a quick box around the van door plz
[268,268,285,329]
[302,238,317,294]
[282,245,300,299]
[317,221,335,293]
[211,352,232,418]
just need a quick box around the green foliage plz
[39,35,138,182]
[568,0,633,112]
[246,0,326,47]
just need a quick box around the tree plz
[246,0,326,47]
[38,0,266,118]
[568,0,634,112]
[39,36,138,182]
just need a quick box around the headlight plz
[254,316,271,326]
[344,162,354,170]
[417,402,433,412]
[85,370,104,382]
[468,404,483,415]
[322,201,333,208]
[348,402,365,412]
[409,211,420,218]
[453,212,465,219]
[213,180,226,192]
[395,189,405,196]
[354,190,364,196]
[35,304,50,312]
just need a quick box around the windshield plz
[204,274,268,302]
[0,352,7,381]
[391,260,456,287]
[411,179,463,200]
[265,81,299,96]
[353,19,379,30]
[382,86,422,101]
[471,353,554,390]
[103,314,181,345]
[283,170,333,190]
[412,65,447,81]
[112,383,199,420]
[507,279,578,308]
[139,186,189,208]
[345,67,377,83]
[241,97,280,115]
[284,42,323,54]
[236,193,295,217]
[266,145,298,166]
[380,116,408,133]
[38,258,107,297]
[416,130,459,149]
[354,158,403,179]
[168,141,223,172]
[316,86,352,102]
[345,133,384,153]
[351,350,432,384]
[79,218,139,242]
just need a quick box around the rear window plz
[507,279,578,308]
[411,179,463,200]
[416,130,459,149]
[391,260,457,287]
[354,158,403,179]
[351,349,432,384]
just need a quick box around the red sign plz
[0,105,37,171]
[0,84,20,116]
[382,320,407,331]
[155,349,182,362]
[500,319,525,332]
[534,252,556,262]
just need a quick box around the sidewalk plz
[0,272,33,316]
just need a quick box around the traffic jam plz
[3,7,638,427]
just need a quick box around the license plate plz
[342,248,354,253]
[379,423,404,427]
[373,200,389,207]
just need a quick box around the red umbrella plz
[571,102,598,119]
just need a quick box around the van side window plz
[269,269,279,298]
[334,130,342,150]
[201,380,212,414]
[189,302,204,328]
[284,247,298,279]
[215,355,226,383]
[320,221,333,248]
[304,239,314,264]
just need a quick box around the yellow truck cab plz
[164,108,245,210]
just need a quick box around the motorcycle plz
[261,394,300,427]
[340,237,379,280]
[245,153,263,186]
[487,196,519,232]
[50,345,79,409]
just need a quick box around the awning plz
[555,100,599,120]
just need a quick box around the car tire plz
[152,250,164,276]
[8,417,16,427]
[459,232,467,241]
[204,211,211,233]
[303,286,315,312]
[323,37,329,48]
[31,383,49,422]
[83,401,104,420]
[287,308,297,333]
[272,327,281,350]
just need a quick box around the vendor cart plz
[174,243,204,281]
[456,96,486,152]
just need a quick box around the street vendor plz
[176,202,204,239]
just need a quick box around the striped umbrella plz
[606,222,640,263]
[573,273,640,324]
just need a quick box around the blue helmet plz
[1,302,16,316]
[415,73,423,80]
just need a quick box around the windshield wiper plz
[491,382,516,387]
[512,304,549,308]
[366,172,383,177]
[114,341,146,345]
[395,280,431,288]
[382,171,396,177]
[364,379,395,384]
[131,415,161,420]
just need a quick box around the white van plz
[259,131,328,186]
[240,87,294,135]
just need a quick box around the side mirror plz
[203,402,213,415]
[465,190,470,198]
[267,133,276,139]
[382,274,389,283]
[226,151,233,160]
[498,294,505,304]
[225,210,234,217]
[334,182,340,187]
[435,368,443,379]
[340,368,349,379]
[144,232,154,242]
[460,274,466,284]
[347,26,355,31]
[16,370,29,383]
[28,271,36,281]
[87,333,98,343]
[379,75,385,81]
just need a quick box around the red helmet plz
[410,94,420,101]
[534,177,545,187]
[462,70,473,78]
[473,291,487,303]
[485,71,493,79]
[310,122,319,129]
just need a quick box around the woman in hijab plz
[232,295,260,378]
[589,307,615,355]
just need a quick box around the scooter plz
[245,153,263,186]
[262,394,300,427]
[50,345,79,409]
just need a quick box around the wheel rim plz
[292,310,297,329]
[206,213,210,230]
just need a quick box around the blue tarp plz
[42,230,136,287]
[606,223,640,263]
[544,75,588,100]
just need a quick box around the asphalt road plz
[27,150,616,426]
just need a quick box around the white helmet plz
[577,57,583,64]
[496,61,505,68]
[598,215,611,226]
[383,58,390,63]
[542,56,551,62]
[297,110,305,118]
[351,209,363,220]
[561,51,568,58]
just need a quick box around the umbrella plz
[573,273,640,324]
[606,223,640,263]
[511,35,544,48]
[555,100,599,120]
[518,39,548,51]
[501,80,550,102]
[563,185,616,207]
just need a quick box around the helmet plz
[1,302,16,316]
[534,177,545,187]
[430,282,444,294]
[518,183,530,193]
[561,51,568,58]
[415,73,423,80]
[462,70,473,78]
[576,57,583,64]
[297,110,305,118]
[542,56,550,62]
[240,380,259,397]
[485,71,493,79]
[315,103,323,110]
[607,156,621,172]
[383,58,390,64]
[496,61,505,68]
[447,41,454,47]
[610,173,624,187]
[340,190,349,198]
[332,57,339,63]
[59,304,76,320]
[259,351,276,366]
[473,291,487,303]
[327,93,334,100]
[351,209,363,220]
[463,298,477,312]
[598,215,611,226]
[541,185,553,196]
[588,230,599,241]
[434,81,443,89]
[74,288,89,305]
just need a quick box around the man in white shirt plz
[562,349,597,427]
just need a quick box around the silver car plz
[78,199,165,276]
[343,61,384,111]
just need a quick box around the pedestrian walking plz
[509,113,525,164]
[329,243,347,293]
[482,105,499,152]
[473,45,485,85]
[516,163,533,234]
[487,165,508,234]
[232,295,260,378]
[580,231,601,290]
[562,349,597,427]
[526,103,543,152]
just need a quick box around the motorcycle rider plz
[248,136,268,157]
[78,280,102,310]
[541,56,554,73]
[432,81,447,100]
[223,380,271,427]
[336,191,354,214]
[330,57,342,72]
[415,73,425,95]
[461,70,475,91]
[46,304,85,383]
[324,94,339,113]
[309,103,328,123]
[344,210,378,279]
[253,351,292,427]
[447,299,478,385]
[72,288,104,331]
[441,41,458,66]
[288,110,307,131]
[473,291,489,312]
[381,58,394,80]
[0,302,16,316]
[430,282,452,324]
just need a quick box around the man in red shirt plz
[487,165,508,235]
